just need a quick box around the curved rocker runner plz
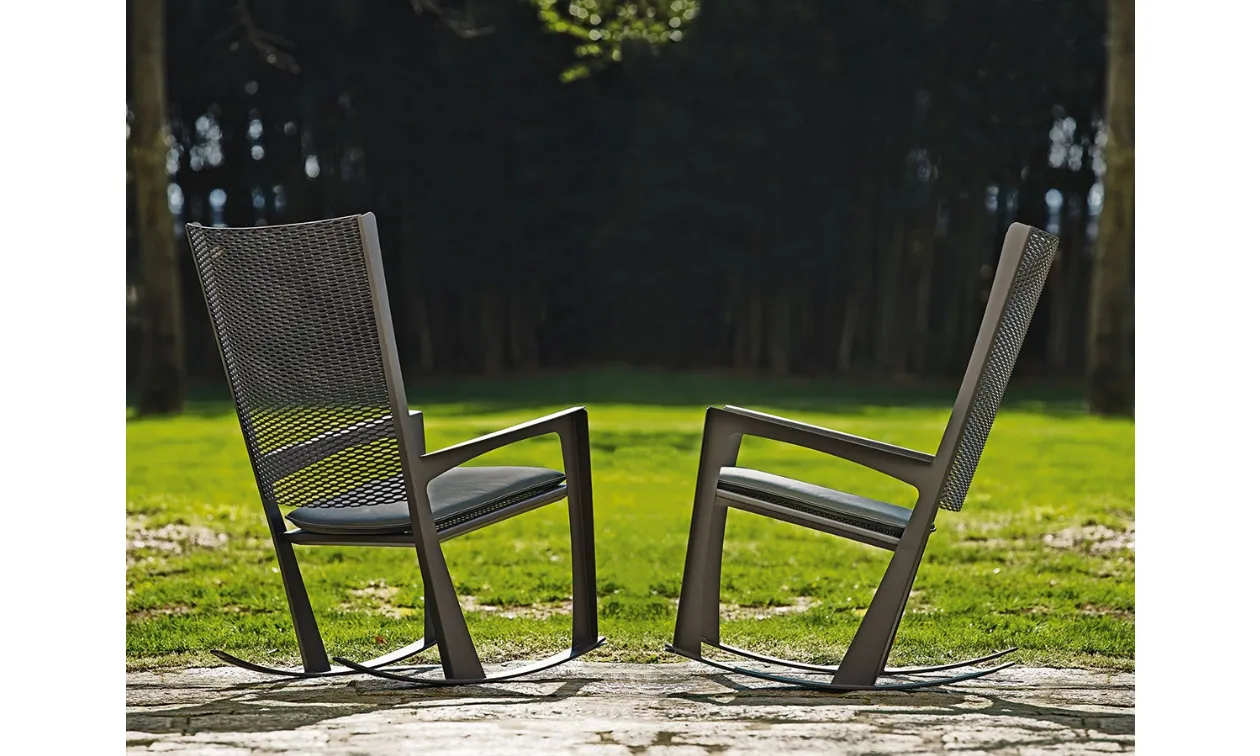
[665,224,1059,692]
[664,644,1017,692]
[332,637,607,687]
[185,215,603,685]
[207,636,436,679]
[701,641,1018,676]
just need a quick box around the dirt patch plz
[341,587,575,621]
[720,597,819,621]
[342,581,415,619]
[1078,603,1135,620]
[950,518,1013,537]
[128,604,193,621]
[127,518,228,566]
[1043,524,1134,554]
[460,596,574,620]
[961,536,1018,549]
[906,590,937,615]
[664,596,823,621]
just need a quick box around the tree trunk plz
[941,186,978,375]
[1049,196,1087,374]
[767,285,792,376]
[837,295,860,373]
[745,290,763,371]
[479,287,505,376]
[875,212,908,377]
[1066,196,1092,374]
[509,286,541,372]
[910,206,938,374]
[130,0,185,414]
[1087,0,1135,416]
[727,273,746,369]
[839,172,878,373]
[1047,234,1071,374]
[411,295,437,374]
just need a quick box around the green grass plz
[127,370,1134,671]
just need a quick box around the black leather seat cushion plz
[286,466,566,535]
[716,467,916,538]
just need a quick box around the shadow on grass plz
[127,368,1091,421]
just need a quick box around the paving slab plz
[126,662,1134,754]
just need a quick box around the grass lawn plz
[126,370,1134,671]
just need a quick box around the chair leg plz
[336,530,609,687]
[413,533,486,680]
[272,536,331,673]
[673,495,717,653]
[423,585,436,641]
[666,526,1015,694]
[831,537,928,686]
[562,409,600,649]
[333,411,606,687]
[699,502,728,643]
[673,409,741,654]
[211,536,440,678]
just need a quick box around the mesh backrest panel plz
[937,228,1058,512]
[187,218,406,512]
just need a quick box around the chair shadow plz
[126,674,599,736]
[669,672,1133,736]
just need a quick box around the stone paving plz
[126,662,1134,754]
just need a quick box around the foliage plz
[531,0,699,81]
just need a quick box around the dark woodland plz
[126,0,1135,415]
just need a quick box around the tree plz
[130,0,186,414]
[1087,0,1135,416]
[139,0,1113,388]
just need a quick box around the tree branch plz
[234,0,301,74]
[409,0,496,39]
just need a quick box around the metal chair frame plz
[187,214,602,685]
[667,223,1059,691]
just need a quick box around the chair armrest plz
[722,406,934,463]
[716,405,935,488]
[415,406,587,480]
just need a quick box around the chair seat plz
[285,466,566,535]
[716,467,917,538]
